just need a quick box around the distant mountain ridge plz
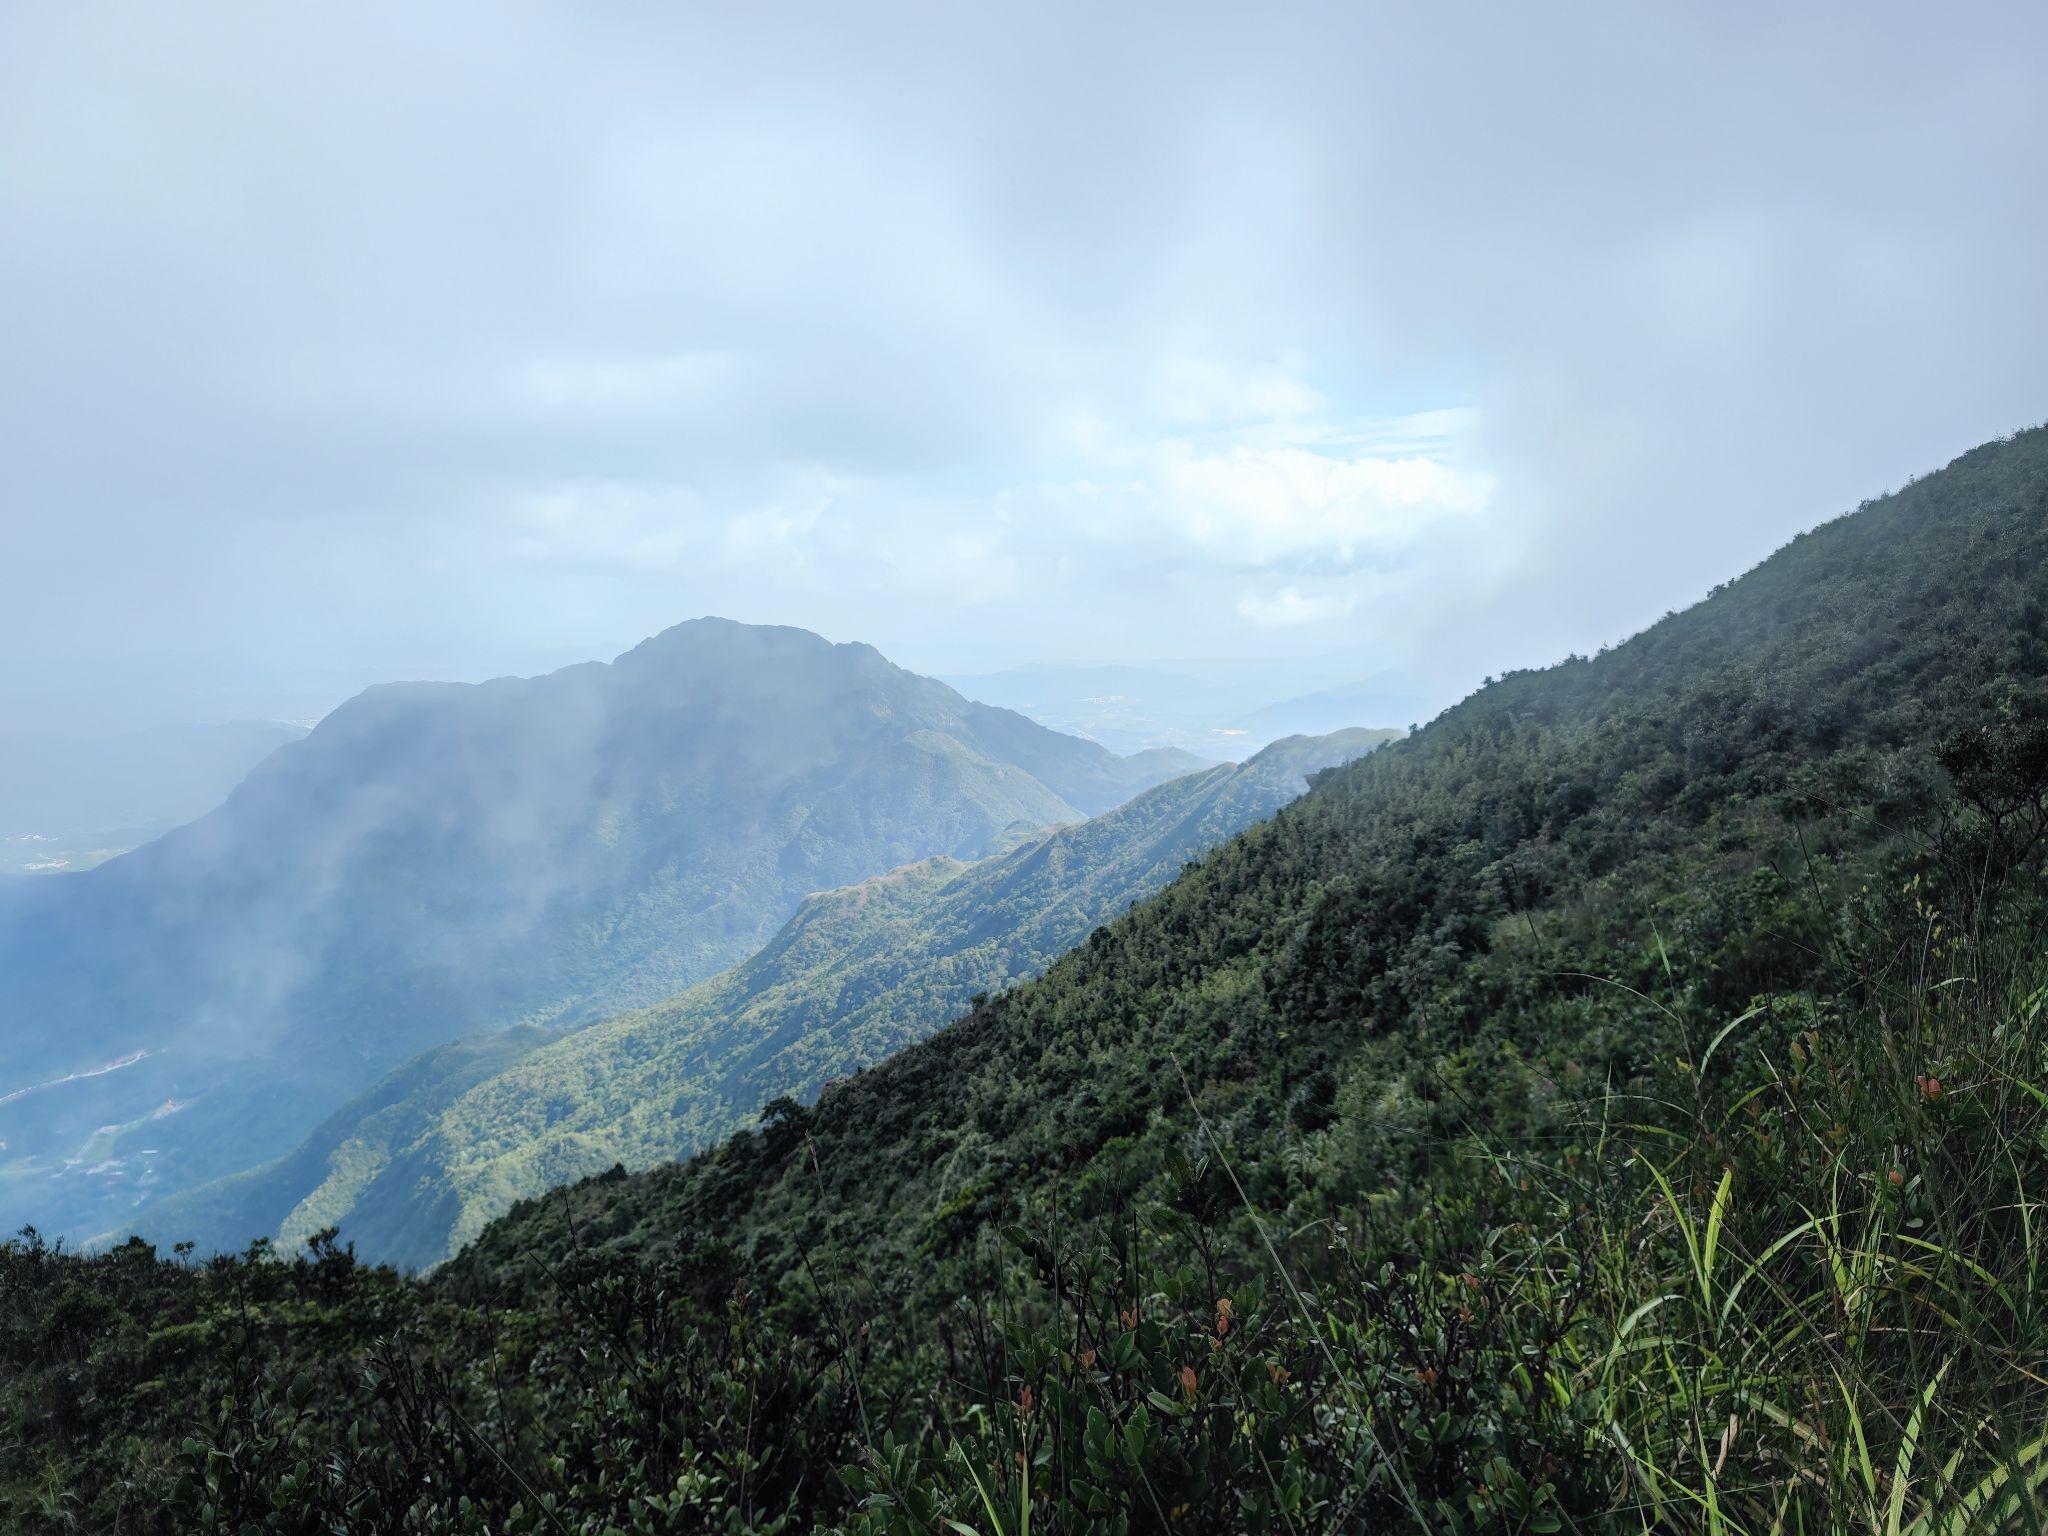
[944,660,1430,757]
[1242,673,1430,740]
[0,619,1204,1244]
[125,727,1395,1268]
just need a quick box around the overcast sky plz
[4,2,2045,731]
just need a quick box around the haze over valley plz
[0,620,1221,1243]
[0,721,307,873]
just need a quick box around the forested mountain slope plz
[8,427,2048,1535]
[0,620,1202,1246]
[134,728,1391,1270]
[458,429,2048,1295]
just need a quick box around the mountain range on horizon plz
[942,660,1433,758]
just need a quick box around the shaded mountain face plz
[130,727,1396,1269]
[0,619,1197,1244]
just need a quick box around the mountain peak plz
[612,617,870,670]
[0,614,1204,1245]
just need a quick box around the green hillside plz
[0,621,1204,1248]
[456,427,2048,1294]
[6,428,2048,1534]
[130,729,1391,1271]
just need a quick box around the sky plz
[3,1,2046,733]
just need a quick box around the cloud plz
[1236,585,1358,628]
[1,2,2044,725]
[510,352,740,417]
[504,482,702,572]
[1158,442,1493,565]
[1149,355,1325,427]
[995,378,1495,571]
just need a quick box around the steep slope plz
[0,620,1195,1244]
[140,728,1394,1268]
[454,426,2048,1299]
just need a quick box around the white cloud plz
[1236,585,1358,627]
[504,481,701,570]
[718,471,853,564]
[1324,407,1482,456]
[12,2,2044,723]
[510,351,739,416]
[1007,371,1495,572]
[876,521,1024,602]
[1149,354,1325,427]
[1159,442,1494,564]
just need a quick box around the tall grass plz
[1592,920,2048,1534]
[840,898,2048,1534]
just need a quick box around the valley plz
[125,726,1395,1269]
[0,621,1207,1245]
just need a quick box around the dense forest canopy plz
[6,427,2048,1533]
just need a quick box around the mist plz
[4,2,2044,733]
